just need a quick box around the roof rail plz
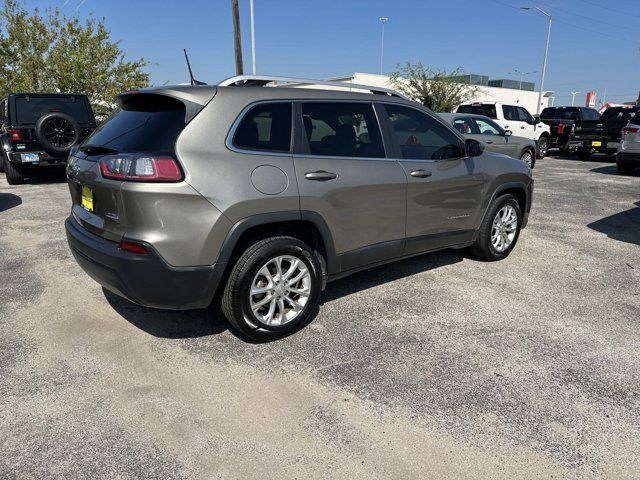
[217,75,405,98]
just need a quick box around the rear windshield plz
[456,104,497,119]
[541,107,581,120]
[631,112,640,125]
[83,94,186,152]
[600,108,638,122]
[15,95,92,124]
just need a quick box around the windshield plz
[541,107,580,120]
[15,95,93,124]
[82,94,186,152]
[456,104,497,119]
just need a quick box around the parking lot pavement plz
[0,157,638,479]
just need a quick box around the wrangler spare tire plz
[35,112,81,156]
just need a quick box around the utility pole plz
[250,0,256,74]
[379,17,388,75]
[570,91,580,106]
[231,0,243,75]
[522,7,552,114]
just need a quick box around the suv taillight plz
[8,129,22,142]
[99,155,183,182]
[622,127,639,134]
[557,123,565,134]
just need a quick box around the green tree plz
[390,62,480,113]
[0,0,150,118]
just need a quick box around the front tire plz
[470,194,522,261]
[520,148,536,168]
[2,154,24,185]
[221,236,323,341]
[536,136,549,159]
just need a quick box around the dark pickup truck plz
[540,106,600,155]
[570,106,640,160]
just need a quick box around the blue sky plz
[31,0,640,105]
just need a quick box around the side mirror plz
[504,130,513,137]
[465,138,484,157]
[533,115,541,125]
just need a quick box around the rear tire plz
[577,148,592,161]
[617,160,636,175]
[470,194,522,261]
[221,236,323,341]
[536,136,549,159]
[2,154,24,185]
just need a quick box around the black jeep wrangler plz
[0,93,96,184]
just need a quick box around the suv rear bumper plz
[65,216,223,310]
[8,151,68,165]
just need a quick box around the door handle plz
[410,169,432,178]
[485,141,494,144]
[305,170,337,181]
[521,126,526,129]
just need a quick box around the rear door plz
[293,101,406,270]
[381,103,485,254]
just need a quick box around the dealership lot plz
[1,157,638,478]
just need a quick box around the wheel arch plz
[216,211,338,284]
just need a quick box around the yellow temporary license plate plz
[81,186,94,212]
[591,141,602,147]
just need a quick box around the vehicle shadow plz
[104,249,464,342]
[25,167,68,184]
[0,193,22,213]
[103,288,228,339]
[322,249,464,304]
[587,201,640,246]
[590,165,639,176]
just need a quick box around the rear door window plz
[83,94,187,153]
[385,104,463,160]
[301,102,384,158]
[233,102,292,152]
[502,105,518,121]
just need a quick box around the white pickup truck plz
[457,102,551,159]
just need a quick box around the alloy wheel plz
[43,118,76,148]
[249,255,312,327]
[491,205,518,253]
[521,151,534,167]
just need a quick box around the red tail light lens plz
[557,123,565,134]
[622,127,639,134]
[8,129,22,142]
[100,156,182,182]
[119,240,148,254]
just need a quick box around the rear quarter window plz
[83,94,186,152]
[233,102,292,152]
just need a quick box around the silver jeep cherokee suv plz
[65,75,533,340]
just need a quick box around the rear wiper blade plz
[78,144,119,155]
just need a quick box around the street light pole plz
[522,6,552,114]
[379,17,388,75]
[570,91,580,106]
[250,0,256,74]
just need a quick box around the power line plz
[578,0,640,19]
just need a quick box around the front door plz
[293,101,407,272]
[382,103,485,254]
[472,116,519,157]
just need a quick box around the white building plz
[327,72,554,115]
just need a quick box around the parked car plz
[439,112,537,168]
[456,101,551,159]
[539,106,600,156]
[0,93,96,184]
[617,111,640,175]
[570,106,640,160]
[65,75,533,340]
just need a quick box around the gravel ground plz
[0,156,638,479]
